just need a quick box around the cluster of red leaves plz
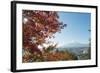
[23,10,66,55]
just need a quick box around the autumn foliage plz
[23,10,66,52]
[22,10,77,63]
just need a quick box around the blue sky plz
[50,12,91,47]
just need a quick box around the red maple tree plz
[22,10,67,54]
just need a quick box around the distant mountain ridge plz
[57,42,90,57]
[56,42,90,60]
